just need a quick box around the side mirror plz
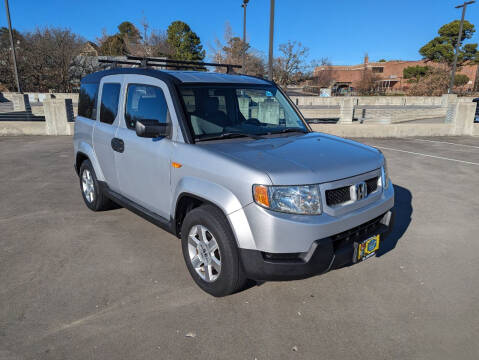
[135,119,170,138]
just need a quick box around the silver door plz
[114,76,174,219]
[92,75,123,191]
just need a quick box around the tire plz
[79,159,113,211]
[181,204,247,297]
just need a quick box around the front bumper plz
[239,210,394,281]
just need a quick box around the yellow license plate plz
[355,234,380,262]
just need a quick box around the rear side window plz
[100,83,121,125]
[78,83,98,119]
[125,84,168,130]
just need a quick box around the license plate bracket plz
[354,234,380,263]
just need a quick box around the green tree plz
[166,21,205,61]
[378,59,387,62]
[403,65,431,82]
[454,73,469,86]
[98,34,127,56]
[118,21,142,44]
[419,20,478,65]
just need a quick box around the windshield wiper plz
[263,127,309,135]
[196,132,265,142]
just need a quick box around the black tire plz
[79,159,113,211]
[181,204,247,297]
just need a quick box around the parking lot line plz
[375,146,479,166]
[406,138,479,149]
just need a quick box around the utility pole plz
[448,0,475,94]
[241,0,249,74]
[4,0,21,93]
[268,0,275,81]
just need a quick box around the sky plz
[1,0,478,65]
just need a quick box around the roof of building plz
[81,68,271,86]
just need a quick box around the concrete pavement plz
[0,136,478,360]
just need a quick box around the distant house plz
[79,41,100,57]
[314,55,478,94]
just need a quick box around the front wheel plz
[181,205,246,297]
[79,159,113,211]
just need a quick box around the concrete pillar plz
[11,94,30,112]
[238,97,250,119]
[449,102,476,135]
[441,94,458,108]
[44,99,74,135]
[258,100,280,125]
[339,97,354,124]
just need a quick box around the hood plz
[199,133,382,184]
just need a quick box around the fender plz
[173,177,257,250]
[76,141,105,181]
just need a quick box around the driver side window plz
[125,84,168,130]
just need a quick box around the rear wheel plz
[181,205,246,297]
[79,159,113,211]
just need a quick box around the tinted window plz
[100,83,121,125]
[78,83,98,119]
[125,84,168,130]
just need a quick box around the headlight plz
[253,184,322,215]
[381,156,390,189]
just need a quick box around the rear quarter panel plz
[74,116,105,181]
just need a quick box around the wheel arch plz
[172,177,256,250]
[75,142,105,181]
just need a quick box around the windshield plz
[179,85,309,140]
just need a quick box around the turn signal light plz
[253,185,270,208]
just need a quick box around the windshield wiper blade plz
[263,128,309,135]
[196,132,264,142]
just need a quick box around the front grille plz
[325,186,351,206]
[325,176,380,207]
[366,177,379,194]
[331,213,385,249]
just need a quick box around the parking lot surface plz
[1,135,478,360]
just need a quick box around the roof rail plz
[97,58,204,70]
[97,56,242,74]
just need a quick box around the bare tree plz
[212,22,265,76]
[356,69,381,95]
[21,28,84,92]
[273,41,309,86]
[310,58,333,88]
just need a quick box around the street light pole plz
[268,0,275,81]
[241,0,249,74]
[448,0,475,94]
[4,0,21,93]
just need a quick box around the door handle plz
[111,137,124,153]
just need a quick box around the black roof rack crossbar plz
[126,55,242,74]
[97,58,205,70]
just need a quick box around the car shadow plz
[376,184,413,257]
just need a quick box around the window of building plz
[78,83,99,120]
[372,67,384,73]
[125,84,168,130]
[99,83,121,125]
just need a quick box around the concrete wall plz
[0,121,47,135]
[310,123,454,138]
[0,93,476,138]
[289,95,475,107]
[43,99,74,135]
[473,124,479,136]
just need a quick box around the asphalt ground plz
[0,135,478,360]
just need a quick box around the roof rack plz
[98,56,242,74]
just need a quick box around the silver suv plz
[73,66,394,296]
